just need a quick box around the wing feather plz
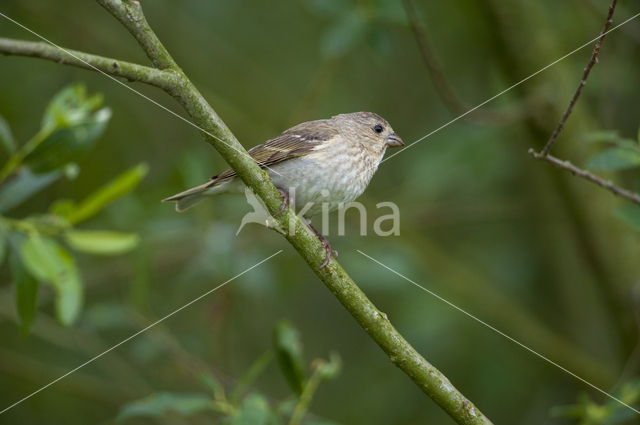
[209,119,337,183]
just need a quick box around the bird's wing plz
[210,119,338,183]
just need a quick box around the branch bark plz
[0,38,173,89]
[529,150,640,205]
[0,1,492,423]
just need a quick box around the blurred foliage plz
[274,320,306,395]
[585,130,640,173]
[583,128,640,231]
[2,0,640,424]
[117,321,341,425]
[614,205,640,232]
[0,84,146,329]
[552,380,640,425]
[306,0,406,59]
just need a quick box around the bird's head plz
[332,112,404,152]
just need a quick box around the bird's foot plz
[275,188,290,216]
[308,223,338,269]
[320,238,339,269]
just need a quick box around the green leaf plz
[25,108,112,173]
[550,382,640,424]
[607,380,640,423]
[117,392,213,421]
[0,168,61,213]
[52,254,82,326]
[611,138,640,149]
[21,234,63,281]
[231,394,273,425]
[20,234,83,325]
[64,163,148,225]
[586,147,640,171]
[273,320,305,395]
[321,11,368,59]
[22,84,110,174]
[9,250,39,333]
[41,83,104,130]
[584,130,620,144]
[0,114,16,154]
[613,204,640,232]
[65,230,139,255]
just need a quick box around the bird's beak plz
[386,133,405,147]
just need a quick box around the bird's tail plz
[162,181,219,212]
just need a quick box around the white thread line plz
[357,249,640,415]
[0,11,282,177]
[0,250,282,415]
[1,5,636,413]
[378,11,640,167]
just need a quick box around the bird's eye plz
[373,124,384,133]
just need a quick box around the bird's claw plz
[308,223,337,269]
[320,239,338,269]
[275,188,289,216]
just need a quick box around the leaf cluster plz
[117,321,342,425]
[0,84,147,330]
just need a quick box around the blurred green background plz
[1,0,640,424]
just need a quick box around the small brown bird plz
[163,112,404,267]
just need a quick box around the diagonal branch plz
[98,0,178,70]
[0,1,493,423]
[0,38,173,89]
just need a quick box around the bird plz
[163,111,404,267]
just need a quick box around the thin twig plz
[582,0,640,45]
[529,150,640,205]
[539,0,618,156]
[530,0,640,206]
[0,38,174,89]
